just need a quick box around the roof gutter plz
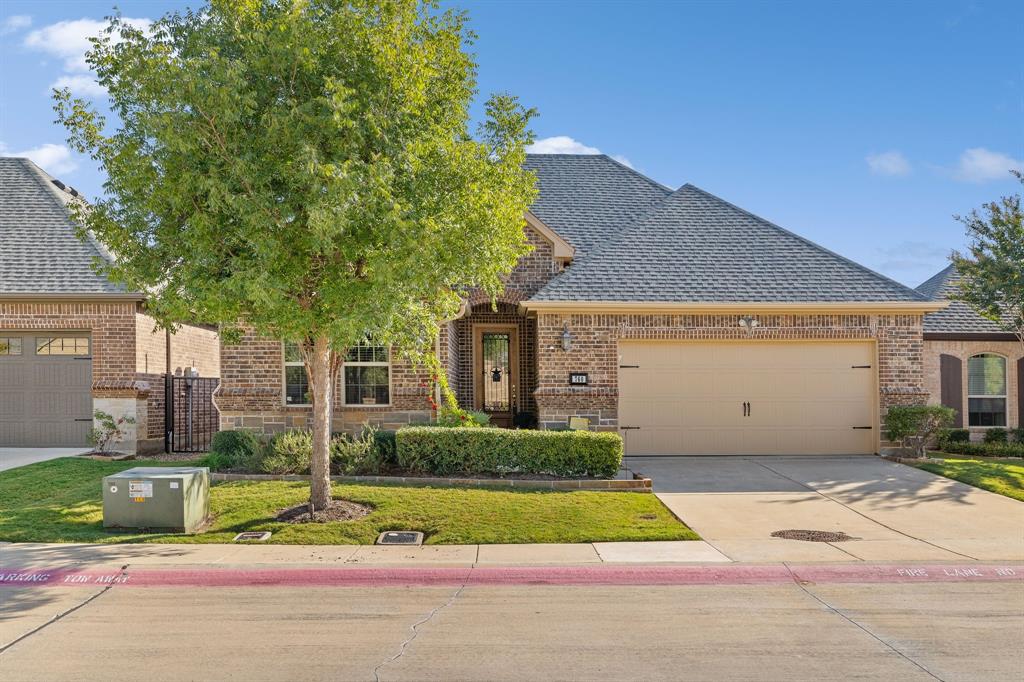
[519,300,950,314]
[0,292,145,302]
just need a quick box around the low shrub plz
[260,429,312,475]
[435,408,490,428]
[937,441,1024,458]
[395,427,623,478]
[885,405,956,458]
[330,427,381,476]
[983,428,1008,444]
[936,428,970,448]
[206,430,266,471]
[1013,427,1024,444]
[372,429,398,468]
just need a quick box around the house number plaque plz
[569,372,589,386]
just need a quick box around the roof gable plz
[531,184,928,304]
[0,157,132,297]
[524,154,670,259]
[916,264,1008,334]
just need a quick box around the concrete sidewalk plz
[0,540,731,569]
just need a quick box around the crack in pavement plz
[372,576,469,682]
[0,563,130,656]
[783,563,945,682]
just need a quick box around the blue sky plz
[1,1,1021,288]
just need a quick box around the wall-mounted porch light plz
[561,323,574,352]
[738,315,760,337]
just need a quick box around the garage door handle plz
[75,418,93,422]
[852,426,873,430]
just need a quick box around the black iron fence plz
[165,375,220,453]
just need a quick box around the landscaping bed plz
[0,458,697,545]
[911,457,1024,502]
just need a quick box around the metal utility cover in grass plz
[377,531,424,546]
[233,531,272,542]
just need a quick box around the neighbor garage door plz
[618,341,876,455]
[0,333,92,447]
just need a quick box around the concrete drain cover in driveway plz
[771,530,854,543]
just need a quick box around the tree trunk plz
[308,336,333,510]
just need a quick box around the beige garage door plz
[0,333,93,447]
[618,341,877,455]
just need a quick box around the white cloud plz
[527,135,602,155]
[51,74,107,98]
[526,136,635,168]
[23,17,150,96]
[0,142,78,175]
[952,147,1023,183]
[1,14,32,35]
[866,151,911,177]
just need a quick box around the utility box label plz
[128,480,152,502]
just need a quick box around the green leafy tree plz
[55,0,537,510]
[951,171,1024,346]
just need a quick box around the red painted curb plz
[0,564,1020,589]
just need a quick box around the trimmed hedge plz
[395,427,623,478]
[938,441,1024,458]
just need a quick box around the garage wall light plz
[561,323,574,352]
[738,315,760,336]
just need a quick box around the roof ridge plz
[596,154,675,194]
[915,263,957,300]
[677,183,930,302]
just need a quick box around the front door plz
[474,325,519,428]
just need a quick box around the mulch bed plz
[275,500,373,524]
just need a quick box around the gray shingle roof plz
[915,264,1008,334]
[525,154,671,259]
[0,157,132,296]
[530,181,928,303]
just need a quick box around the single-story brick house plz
[218,154,948,456]
[0,157,219,453]
[917,264,1022,436]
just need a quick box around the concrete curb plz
[211,471,653,492]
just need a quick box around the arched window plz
[967,354,1007,427]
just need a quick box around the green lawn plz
[913,457,1024,502]
[0,457,698,545]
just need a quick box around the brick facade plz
[0,300,220,452]
[217,222,561,436]
[216,326,435,435]
[532,312,928,440]
[923,338,1022,433]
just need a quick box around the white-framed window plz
[344,340,390,406]
[967,353,1007,427]
[0,337,22,356]
[282,342,310,405]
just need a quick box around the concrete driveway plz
[628,455,1024,562]
[0,447,90,472]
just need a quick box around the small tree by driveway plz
[56,0,537,510]
[951,171,1024,347]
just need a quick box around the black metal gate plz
[165,375,220,453]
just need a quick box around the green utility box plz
[103,467,210,533]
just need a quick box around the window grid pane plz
[345,365,390,405]
[0,338,22,356]
[284,365,309,404]
[967,354,1006,396]
[35,337,89,355]
[346,343,387,364]
[968,397,1006,427]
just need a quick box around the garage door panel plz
[618,341,876,456]
[0,333,92,447]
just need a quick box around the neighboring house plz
[219,154,946,456]
[917,264,1022,435]
[0,158,219,453]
